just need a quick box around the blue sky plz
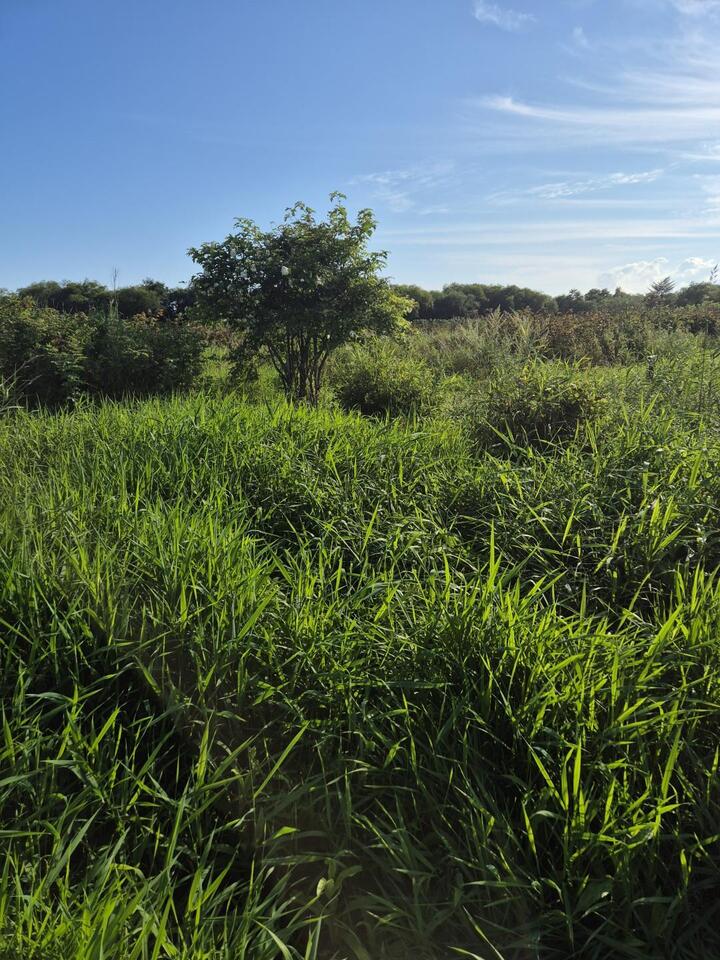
[1,0,719,294]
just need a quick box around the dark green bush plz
[330,339,435,416]
[0,297,90,405]
[474,360,607,448]
[0,297,202,405]
[114,285,162,319]
[84,314,203,399]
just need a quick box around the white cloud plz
[599,256,717,292]
[474,23,720,148]
[677,256,718,279]
[668,0,720,15]
[417,205,451,216]
[490,169,663,203]
[473,1,535,31]
[481,94,720,145]
[697,174,720,209]
[679,141,720,161]
[382,213,720,247]
[572,25,590,48]
[351,164,455,213]
[600,258,670,293]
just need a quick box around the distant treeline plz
[7,277,720,323]
[11,278,196,319]
[392,281,720,319]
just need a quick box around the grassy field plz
[2,337,720,958]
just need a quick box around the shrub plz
[330,339,435,416]
[408,308,661,371]
[115,285,163,319]
[409,312,520,378]
[0,296,90,405]
[0,297,202,405]
[473,360,607,448]
[537,309,653,364]
[84,314,203,399]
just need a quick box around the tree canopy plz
[394,282,561,320]
[189,195,412,404]
[14,278,195,319]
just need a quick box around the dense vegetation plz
[392,277,720,320]
[0,294,203,405]
[3,282,720,407]
[3,202,720,956]
[2,305,720,957]
[11,273,720,326]
[14,278,196,320]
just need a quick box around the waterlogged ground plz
[1,391,720,959]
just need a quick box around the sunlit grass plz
[1,358,720,958]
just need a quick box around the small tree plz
[645,276,676,307]
[189,194,412,404]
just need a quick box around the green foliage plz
[190,195,412,404]
[434,281,557,317]
[17,278,112,314]
[646,275,677,308]
[410,310,545,375]
[0,296,90,404]
[84,313,203,398]
[330,338,435,416]
[2,381,720,957]
[6,279,720,957]
[0,297,202,405]
[392,283,435,320]
[536,308,654,364]
[114,284,163,318]
[675,281,720,307]
[475,360,608,448]
[408,307,672,370]
[391,282,558,320]
[555,285,646,315]
[16,278,196,319]
[389,280,720,320]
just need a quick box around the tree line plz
[11,278,196,320]
[394,279,720,320]
[8,275,720,325]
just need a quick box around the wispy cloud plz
[473,1,535,31]
[697,174,720,210]
[351,164,454,213]
[383,213,720,247]
[475,22,720,148]
[571,25,590,48]
[681,142,720,161]
[668,0,720,16]
[481,94,720,145]
[490,169,663,203]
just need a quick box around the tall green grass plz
[1,367,720,957]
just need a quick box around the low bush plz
[0,296,90,404]
[0,296,203,405]
[537,308,653,364]
[84,314,203,398]
[472,360,608,448]
[330,338,435,416]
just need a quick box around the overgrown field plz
[2,340,720,958]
